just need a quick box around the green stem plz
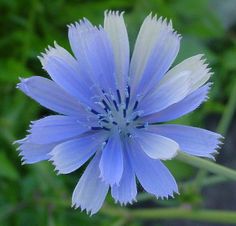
[201,175,228,186]
[217,80,236,135]
[176,152,236,181]
[101,207,236,224]
[194,78,236,184]
[181,175,228,192]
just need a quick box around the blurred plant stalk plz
[101,206,236,225]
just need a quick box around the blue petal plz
[68,20,117,97]
[42,56,98,110]
[111,149,137,205]
[17,76,88,117]
[72,152,109,215]
[39,42,103,111]
[99,132,123,186]
[128,139,178,198]
[138,71,190,116]
[16,138,58,164]
[50,132,107,174]
[142,83,210,123]
[148,124,223,158]
[129,15,180,101]
[28,115,89,144]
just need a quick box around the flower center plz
[89,87,147,136]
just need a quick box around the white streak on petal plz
[163,54,212,93]
[134,130,179,160]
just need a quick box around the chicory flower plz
[16,11,222,215]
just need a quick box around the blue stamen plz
[133,101,139,111]
[116,89,121,104]
[123,109,126,118]
[113,100,119,111]
[91,109,100,115]
[136,125,145,129]
[133,115,139,121]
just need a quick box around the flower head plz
[16,11,222,215]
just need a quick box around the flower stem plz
[176,152,236,181]
[102,206,236,224]
[194,78,236,185]
[217,79,236,135]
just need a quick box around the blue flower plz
[16,11,222,215]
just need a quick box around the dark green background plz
[0,0,236,225]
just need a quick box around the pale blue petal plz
[148,124,222,158]
[50,132,107,174]
[163,54,212,93]
[111,149,137,205]
[28,115,89,144]
[142,83,210,123]
[99,132,123,186]
[17,139,57,164]
[128,139,178,198]
[17,76,87,117]
[72,152,109,215]
[104,11,130,99]
[130,15,180,100]
[139,71,190,116]
[67,18,94,60]
[39,43,97,108]
[42,56,98,109]
[134,130,179,160]
[68,20,117,96]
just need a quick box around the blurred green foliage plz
[0,0,236,225]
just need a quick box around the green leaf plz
[0,151,19,180]
[0,59,32,83]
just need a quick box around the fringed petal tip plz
[13,137,26,145]
[47,154,61,175]
[198,54,214,72]
[213,132,224,148]
[14,138,30,165]
[104,10,125,17]
[189,133,223,160]
[113,197,137,206]
[67,17,92,30]
[155,189,179,200]
[16,77,30,94]
[71,202,98,216]
[144,13,181,38]
[18,152,31,165]
[16,77,25,89]
[37,41,63,67]
[192,82,212,106]
[207,134,224,160]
